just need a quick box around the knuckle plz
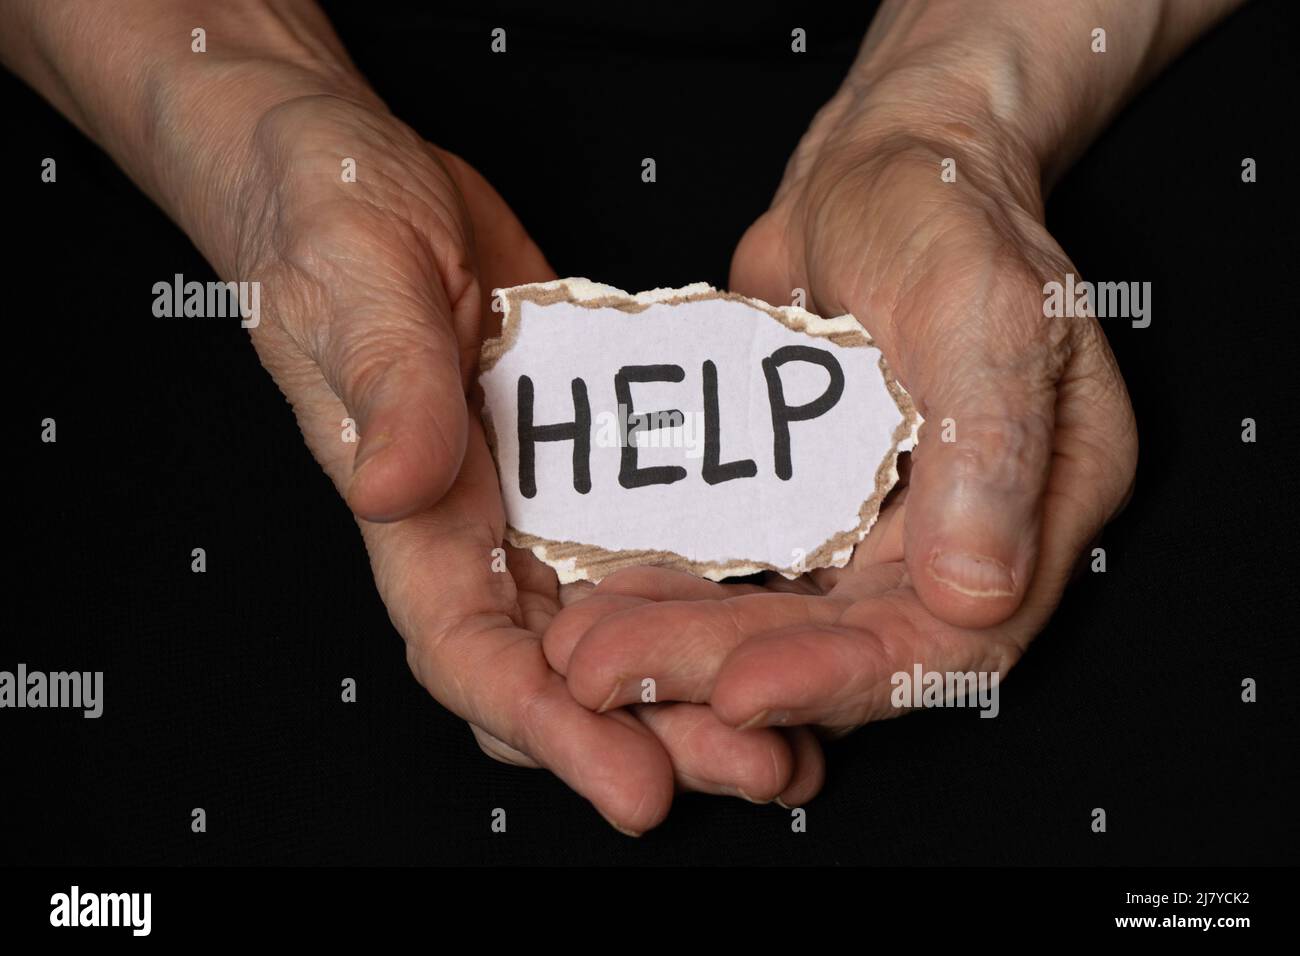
[514,682,558,760]
[956,408,1055,476]
[328,332,398,408]
[947,411,1053,492]
[322,323,434,412]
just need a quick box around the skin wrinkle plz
[621,0,1170,738]
[904,268,1069,402]
[273,237,461,451]
[0,0,1230,834]
[767,745,784,798]
[1043,468,1110,536]
[473,725,537,767]
[321,290,443,390]
[443,627,538,727]
[247,99,478,330]
[824,626,887,703]
[232,165,284,282]
[512,672,564,764]
[1052,401,1137,498]
[321,130,479,267]
[393,561,516,647]
[228,61,759,806]
[421,565,517,639]
[869,205,966,338]
[516,593,557,634]
[621,784,658,834]
[944,417,1051,499]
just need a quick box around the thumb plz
[898,269,1063,629]
[905,375,1055,628]
[331,147,556,523]
[316,277,475,523]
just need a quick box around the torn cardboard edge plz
[479,278,922,583]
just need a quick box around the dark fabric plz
[5,0,1296,865]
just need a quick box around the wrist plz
[792,64,1045,221]
[5,1,379,270]
[843,0,1238,191]
[144,56,381,274]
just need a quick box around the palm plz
[547,494,1028,731]
[550,144,1136,737]
[234,96,822,830]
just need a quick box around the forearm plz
[843,0,1242,193]
[0,0,375,268]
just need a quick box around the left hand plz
[543,63,1138,736]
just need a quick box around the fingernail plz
[597,682,622,713]
[736,789,770,805]
[735,709,769,731]
[600,814,642,837]
[930,551,1015,598]
[775,798,792,810]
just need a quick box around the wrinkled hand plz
[0,0,1226,833]
[227,93,822,829]
[546,74,1137,735]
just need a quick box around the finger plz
[711,623,904,730]
[903,367,1054,629]
[279,207,474,525]
[563,592,839,713]
[736,200,1054,627]
[470,722,540,768]
[543,592,650,675]
[325,146,555,525]
[252,251,471,523]
[416,615,675,834]
[522,678,676,836]
[875,232,1066,630]
[545,567,767,676]
[710,599,1017,731]
[330,308,472,524]
[505,543,564,635]
[809,487,908,592]
[901,276,1135,632]
[633,702,800,803]
[546,579,820,806]
[235,98,476,523]
[369,423,674,834]
[730,210,797,309]
[709,350,1133,734]
[1007,322,1138,627]
[776,727,826,809]
[716,368,1136,734]
[595,566,767,602]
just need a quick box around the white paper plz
[479,279,919,582]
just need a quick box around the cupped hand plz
[226,93,821,829]
[546,79,1137,735]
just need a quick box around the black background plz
[4,0,1297,866]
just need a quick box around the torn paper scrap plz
[478,279,920,583]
